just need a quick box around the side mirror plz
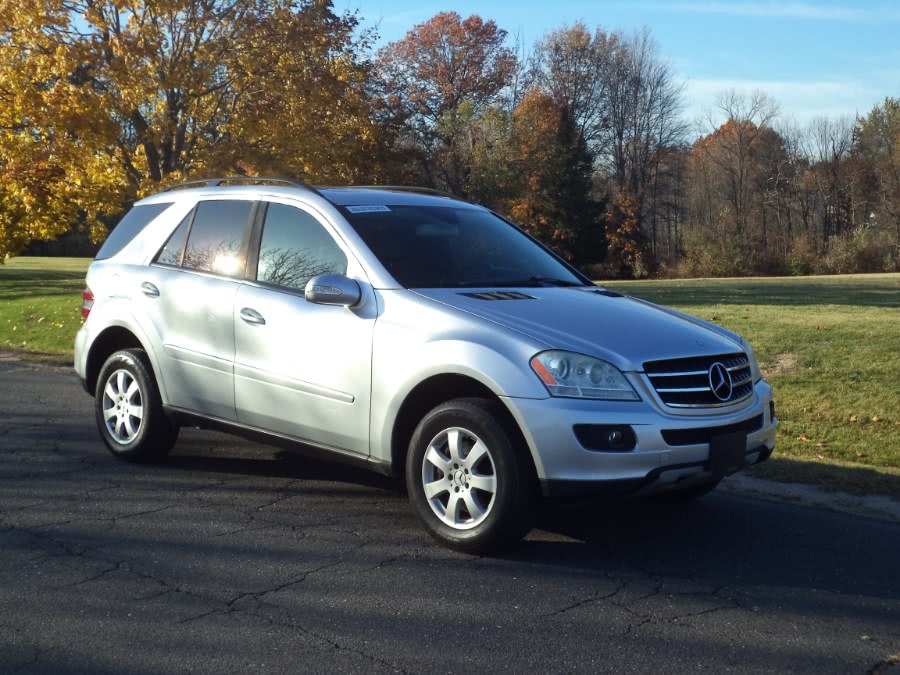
[304,274,361,307]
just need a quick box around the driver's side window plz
[255,203,348,292]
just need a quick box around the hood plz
[412,287,743,372]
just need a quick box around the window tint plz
[341,205,584,288]
[256,203,347,291]
[183,200,252,276]
[154,210,192,266]
[95,202,173,260]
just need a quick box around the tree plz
[506,91,603,263]
[0,0,381,258]
[374,12,516,193]
[696,90,781,239]
[530,22,613,147]
[856,98,900,243]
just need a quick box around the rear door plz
[233,200,376,456]
[138,198,255,420]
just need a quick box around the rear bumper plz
[502,380,776,497]
[74,323,89,393]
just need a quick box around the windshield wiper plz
[527,276,583,287]
[457,276,583,288]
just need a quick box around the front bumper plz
[502,380,776,497]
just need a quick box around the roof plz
[137,180,480,210]
[318,187,478,209]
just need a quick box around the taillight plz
[81,287,94,320]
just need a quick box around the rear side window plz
[95,202,173,260]
[182,200,253,277]
[256,203,347,291]
[154,211,192,267]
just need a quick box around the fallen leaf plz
[798,434,811,442]
[815,325,830,330]
[816,442,828,448]
[871,415,880,422]
[849,415,858,422]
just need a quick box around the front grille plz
[661,414,764,446]
[644,352,753,407]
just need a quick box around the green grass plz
[0,256,90,364]
[1,258,898,497]
[604,273,900,495]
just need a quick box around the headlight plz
[740,338,762,382]
[530,350,640,400]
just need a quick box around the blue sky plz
[342,0,900,126]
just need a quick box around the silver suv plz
[74,178,776,552]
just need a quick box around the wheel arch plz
[389,373,537,485]
[85,325,155,396]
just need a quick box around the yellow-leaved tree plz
[0,0,386,258]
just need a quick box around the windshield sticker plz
[346,205,391,213]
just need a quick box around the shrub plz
[815,226,899,274]
[674,230,754,278]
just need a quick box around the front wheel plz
[94,349,178,462]
[406,398,535,553]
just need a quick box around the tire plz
[653,478,721,502]
[406,398,535,553]
[94,349,178,462]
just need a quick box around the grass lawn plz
[604,273,900,497]
[0,256,90,363]
[1,257,898,497]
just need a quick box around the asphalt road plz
[1,359,898,674]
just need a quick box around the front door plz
[233,200,375,456]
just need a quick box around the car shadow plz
[164,429,900,606]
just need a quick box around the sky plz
[342,0,900,127]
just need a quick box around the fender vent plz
[589,289,624,297]
[459,291,537,301]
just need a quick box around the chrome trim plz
[660,391,754,409]
[656,386,712,393]
[647,370,707,378]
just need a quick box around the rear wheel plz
[94,349,178,462]
[406,398,535,553]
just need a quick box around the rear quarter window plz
[95,202,174,260]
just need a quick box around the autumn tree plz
[530,22,613,147]
[0,0,382,257]
[505,91,603,263]
[696,90,781,239]
[374,12,516,193]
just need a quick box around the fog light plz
[573,424,636,452]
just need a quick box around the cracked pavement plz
[1,360,899,673]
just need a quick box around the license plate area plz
[709,431,747,477]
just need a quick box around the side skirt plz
[163,405,396,478]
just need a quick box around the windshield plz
[341,205,586,289]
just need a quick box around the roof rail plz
[162,176,322,195]
[348,185,457,199]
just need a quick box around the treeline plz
[1,1,897,276]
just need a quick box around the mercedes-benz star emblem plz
[708,362,733,401]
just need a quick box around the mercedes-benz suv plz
[74,178,777,552]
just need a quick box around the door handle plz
[141,282,160,298]
[239,307,266,326]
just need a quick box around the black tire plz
[653,478,721,502]
[406,398,536,554]
[94,349,178,462]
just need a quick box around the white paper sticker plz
[346,205,391,213]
